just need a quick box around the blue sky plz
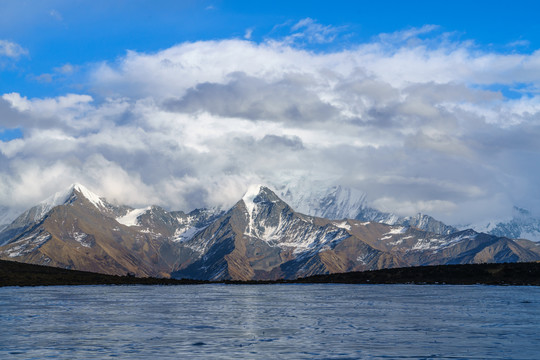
[2,0,539,99]
[1,0,540,225]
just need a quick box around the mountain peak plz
[39,183,105,213]
[242,184,269,213]
[70,183,105,209]
[278,183,367,219]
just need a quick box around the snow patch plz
[73,232,92,248]
[72,183,105,209]
[334,221,351,231]
[356,252,373,265]
[173,226,205,242]
[377,227,408,242]
[33,183,105,221]
[140,228,160,238]
[242,184,264,214]
[4,233,51,257]
[177,215,195,225]
[411,233,476,251]
[383,226,407,235]
[116,207,151,226]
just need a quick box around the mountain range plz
[280,184,540,241]
[1,183,539,280]
[279,185,458,235]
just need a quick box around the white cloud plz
[1,30,540,226]
[32,63,78,84]
[0,39,27,58]
[287,17,343,44]
[377,25,440,44]
[54,63,76,74]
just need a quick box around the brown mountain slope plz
[0,186,196,277]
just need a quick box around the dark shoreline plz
[1,259,540,287]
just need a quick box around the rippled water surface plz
[1,284,539,359]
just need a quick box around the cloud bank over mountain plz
[1,25,540,224]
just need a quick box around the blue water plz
[0,284,539,359]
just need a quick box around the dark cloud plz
[0,98,30,127]
[259,134,304,150]
[163,73,339,123]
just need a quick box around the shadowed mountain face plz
[1,184,539,280]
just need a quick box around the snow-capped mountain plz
[0,184,129,247]
[173,185,403,280]
[172,185,539,280]
[362,211,458,236]
[279,184,457,235]
[0,184,197,276]
[467,207,540,242]
[279,184,368,220]
[280,183,540,242]
[1,183,539,280]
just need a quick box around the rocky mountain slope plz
[172,185,405,280]
[172,185,540,280]
[1,184,539,280]
[0,184,216,277]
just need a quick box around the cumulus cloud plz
[2,29,540,225]
[1,92,95,133]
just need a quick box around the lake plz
[0,284,538,359]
